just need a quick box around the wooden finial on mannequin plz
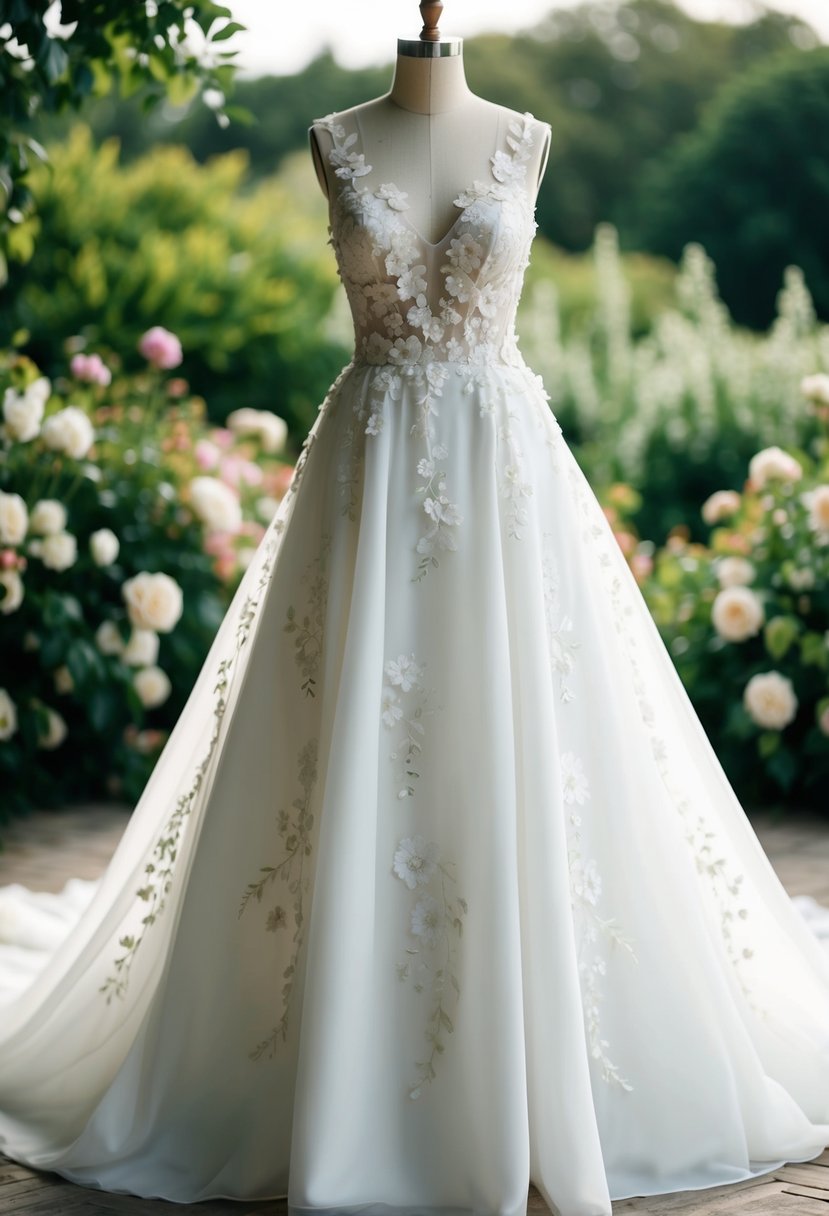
[419,1,443,42]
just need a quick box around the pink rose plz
[0,548,17,569]
[211,427,234,450]
[70,352,112,385]
[195,439,220,470]
[139,326,183,370]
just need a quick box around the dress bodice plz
[311,108,549,369]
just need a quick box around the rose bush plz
[0,331,294,828]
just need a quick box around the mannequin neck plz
[388,50,473,115]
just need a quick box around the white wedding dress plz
[1,105,829,1216]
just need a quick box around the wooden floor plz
[1,804,828,1214]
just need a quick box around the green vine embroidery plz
[392,835,467,1100]
[240,737,319,1060]
[100,536,279,1004]
[283,535,331,698]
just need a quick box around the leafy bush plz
[641,404,829,810]
[0,333,294,827]
[2,126,349,431]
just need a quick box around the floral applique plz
[541,539,580,703]
[283,534,331,697]
[382,652,436,798]
[561,750,636,1091]
[240,736,319,1059]
[391,834,467,1100]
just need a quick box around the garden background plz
[1,0,828,837]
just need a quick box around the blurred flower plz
[631,552,653,582]
[0,689,18,740]
[0,492,28,545]
[189,475,242,532]
[70,353,112,386]
[711,586,764,642]
[134,665,172,708]
[37,707,68,749]
[89,527,120,566]
[30,499,67,536]
[256,495,280,522]
[614,530,636,556]
[0,570,24,614]
[95,620,124,655]
[166,377,189,398]
[54,665,74,694]
[743,672,797,731]
[195,438,221,469]
[800,373,829,406]
[715,557,755,588]
[818,704,829,737]
[122,571,184,633]
[123,628,160,667]
[748,446,802,488]
[804,485,829,538]
[42,406,95,459]
[2,378,49,442]
[139,326,182,370]
[226,407,288,454]
[701,489,741,525]
[40,531,78,571]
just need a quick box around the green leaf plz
[210,20,245,41]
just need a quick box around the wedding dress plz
[1,105,829,1216]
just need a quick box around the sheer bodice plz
[311,109,547,369]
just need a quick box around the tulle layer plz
[1,358,828,1216]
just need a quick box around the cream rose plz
[711,586,764,642]
[748,446,802,488]
[134,665,172,708]
[123,628,160,667]
[0,492,28,545]
[95,619,125,655]
[0,570,24,615]
[701,489,741,525]
[2,378,49,442]
[226,407,288,454]
[29,499,67,536]
[743,672,798,731]
[41,406,95,460]
[37,707,68,749]
[0,688,18,740]
[715,557,755,588]
[122,571,183,633]
[40,531,78,571]
[806,485,829,537]
[801,373,829,406]
[90,527,120,566]
[188,476,242,532]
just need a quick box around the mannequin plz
[308,2,551,247]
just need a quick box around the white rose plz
[54,665,74,694]
[716,557,755,588]
[90,527,120,566]
[711,586,764,642]
[122,628,160,667]
[41,406,95,459]
[806,485,829,537]
[701,490,741,525]
[801,373,829,406]
[0,570,24,615]
[188,476,242,532]
[134,665,172,708]
[0,492,28,545]
[748,446,802,488]
[2,379,48,442]
[37,707,68,749]
[0,688,18,740]
[122,571,183,633]
[29,499,67,536]
[743,671,798,731]
[226,407,288,454]
[95,619,124,655]
[40,531,78,571]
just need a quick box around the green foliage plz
[1,127,349,431]
[517,226,829,540]
[0,343,294,831]
[629,47,829,328]
[0,0,248,274]
[640,443,829,809]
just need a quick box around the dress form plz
[308,4,551,247]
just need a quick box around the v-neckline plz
[351,108,507,250]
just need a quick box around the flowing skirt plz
[1,356,828,1216]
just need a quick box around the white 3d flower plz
[410,894,445,946]
[393,836,439,890]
